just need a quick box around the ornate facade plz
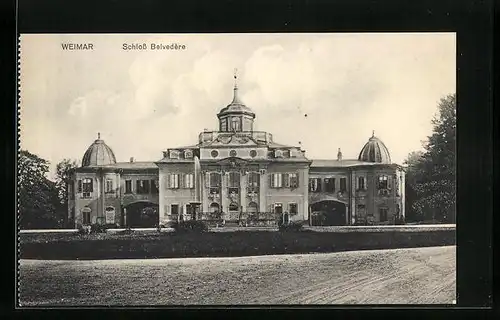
[68,79,405,228]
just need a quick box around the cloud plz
[19,33,456,179]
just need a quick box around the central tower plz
[217,70,256,132]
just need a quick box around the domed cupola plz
[217,70,255,132]
[358,131,392,164]
[81,133,117,167]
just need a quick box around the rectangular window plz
[151,180,159,193]
[274,203,283,214]
[105,179,113,193]
[340,178,347,192]
[358,176,366,190]
[247,172,260,192]
[289,203,298,214]
[209,172,221,187]
[379,208,388,222]
[184,173,194,189]
[82,178,93,193]
[82,178,93,198]
[324,178,335,193]
[169,174,180,189]
[136,180,150,194]
[221,119,227,131]
[171,204,179,216]
[378,175,388,189]
[309,178,322,192]
[289,173,298,188]
[271,173,283,188]
[83,212,91,224]
[125,180,132,193]
[228,172,240,188]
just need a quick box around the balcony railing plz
[166,211,282,226]
[199,131,273,145]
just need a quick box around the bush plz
[279,221,305,232]
[90,224,108,234]
[171,220,209,233]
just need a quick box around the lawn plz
[19,228,455,260]
[18,246,456,306]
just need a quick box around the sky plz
[19,33,456,180]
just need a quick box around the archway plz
[310,200,347,226]
[124,201,159,228]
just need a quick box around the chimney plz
[130,157,134,163]
[337,148,343,161]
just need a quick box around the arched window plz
[247,202,258,214]
[81,207,91,224]
[209,202,220,213]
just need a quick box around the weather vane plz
[233,68,238,88]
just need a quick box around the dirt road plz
[19,246,455,306]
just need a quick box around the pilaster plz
[259,170,267,212]
[240,172,247,211]
[221,171,229,219]
[350,170,356,225]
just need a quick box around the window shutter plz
[296,173,299,187]
[178,173,183,189]
[270,174,275,188]
[136,180,140,193]
[283,173,290,188]
[77,180,82,193]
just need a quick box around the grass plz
[18,246,456,305]
[19,228,456,260]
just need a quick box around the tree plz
[18,150,60,229]
[55,159,79,227]
[403,151,424,222]
[409,94,456,223]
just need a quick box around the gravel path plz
[19,246,456,306]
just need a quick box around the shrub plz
[90,224,108,234]
[78,225,91,235]
[171,220,209,233]
[279,220,305,232]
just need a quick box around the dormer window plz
[184,150,193,159]
[169,150,179,159]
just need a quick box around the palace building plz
[68,77,405,228]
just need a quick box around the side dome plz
[81,133,117,167]
[358,132,391,164]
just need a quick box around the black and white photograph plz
[18,33,457,306]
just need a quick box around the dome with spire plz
[81,133,117,167]
[217,70,255,132]
[358,131,392,164]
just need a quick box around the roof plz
[81,138,117,167]
[310,159,394,168]
[358,134,391,164]
[101,161,158,169]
